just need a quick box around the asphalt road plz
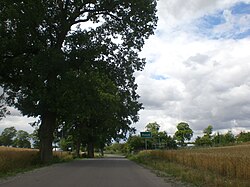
[0,156,174,187]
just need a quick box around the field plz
[0,146,73,176]
[131,143,250,187]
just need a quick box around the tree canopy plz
[145,122,160,135]
[203,125,213,137]
[0,0,158,162]
[0,126,17,146]
[13,130,31,148]
[174,122,193,146]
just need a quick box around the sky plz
[1,0,250,138]
[134,0,250,137]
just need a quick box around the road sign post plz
[140,132,152,138]
[140,132,152,150]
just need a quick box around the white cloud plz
[156,0,250,40]
[135,0,250,136]
[158,0,250,23]
[0,114,36,134]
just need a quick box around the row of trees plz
[195,125,250,146]
[127,122,177,151]
[109,122,193,153]
[2,122,249,154]
[0,1,158,162]
[108,122,250,153]
[0,126,38,148]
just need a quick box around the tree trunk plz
[76,139,81,158]
[87,142,94,158]
[100,147,104,157]
[39,112,57,164]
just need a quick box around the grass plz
[130,143,250,187]
[0,146,73,178]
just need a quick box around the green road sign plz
[140,132,152,138]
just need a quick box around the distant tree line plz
[195,125,250,146]
[106,122,250,154]
[123,122,193,152]
[1,122,250,156]
[0,126,39,148]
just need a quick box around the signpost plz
[140,132,152,138]
[140,132,152,150]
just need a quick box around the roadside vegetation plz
[0,146,73,178]
[105,122,250,186]
[105,122,250,155]
[130,144,250,187]
[1,120,250,185]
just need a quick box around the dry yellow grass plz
[133,144,250,186]
[53,150,73,161]
[0,146,39,173]
[150,144,250,180]
[0,146,73,175]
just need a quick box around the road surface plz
[0,156,175,187]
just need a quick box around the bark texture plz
[39,112,57,163]
[87,142,94,158]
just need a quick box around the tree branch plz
[73,9,122,25]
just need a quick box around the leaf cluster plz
[0,1,158,154]
[0,126,31,148]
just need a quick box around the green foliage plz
[126,122,177,152]
[13,130,31,148]
[0,127,31,148]
[203,125,213,137]
[30,128,40,149]
[105,143,129,154]
[158,132,177,149]
[59,136,73,151]
[224,130,235,144]
[0,127,17,147]
[0,0,158,117]
[0,0,158,162]
[237,131,250,142]
[126,135,145,152]
[212,131,235,146]
[145,122,177,149]
[195,125,237,147]
[174,122,193,146]
[145,122,160,135]
[195,125,213,146]
[195,135,212,146]
[147,131,177,150]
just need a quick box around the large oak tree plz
[0,0,158,163]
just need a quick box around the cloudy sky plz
[1,0,250,138]
[134,0,250,137]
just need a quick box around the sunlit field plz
[132,143,250,186]
[0,146,72,175]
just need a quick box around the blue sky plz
[195,2,250,39]
[232,2,250,14]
